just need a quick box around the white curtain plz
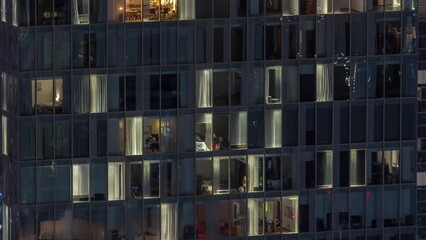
[72,0,80,24]
[161,203,178,240]
[72,164,89,200]
[73,76,89,113]
[12,0,17,25]
[248,156,260,192]
[108,163,124,200]
[230,112,247,147]
[179,0,195,20]
[2,116,6,155]
[248,199,260,236]
[1,0,5,22]
[90,74,107,113]
[126,117,143,155]
[265,110,282,148]
[196,70,212,108]
[316,63,333,102]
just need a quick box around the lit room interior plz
[31,78,63,114]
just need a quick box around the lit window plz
[317,150,333,188]
[90,74,107,113]
[72,164,89,202]
[247,155,264,192]
[1,0,5,22]
[265,109,282,148]
[126,0,142,22]
[213,157,229,194]
[196,69,213,108]
[282,0,299,15]
[161,203,178,240]
[31,77,65,114]
[316,63,333,102]
[350,149,366,186]
[195,113,212,152]
[72,0,89,24]
[2,116,6,155]
[126,117,143,156]
[179,0,195,20]
[282,196,299,233]
[108,162,124,200]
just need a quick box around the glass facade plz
[0,0,420,239]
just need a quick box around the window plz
[107,0,124,22]
[213,114,229,151]
[179,0,195,20]
[72,0,89,24]
[91,160,107,201]
[350,150,366,186]
[317,0,332,14]
[143,159,160,198]
[1,0,5,22]
[143,203,160,237]
[129,161,143,198]
[72,164,89,202]
[351,0,366,11]
[1,73,6,111]
[126,117,143,156]
[265,66,282,104]
[282,196,299,233]
[36,0,53,25]
[265,109,282,148]
[265,18,282,60]
[143,117,160,153]
[300,148,315,189]
[230,111,247,149]
[248,198,284,235]
[334,0,349,13]
[316,63,333,102]
[213,157,229,194]
[161,203,178,240]
[2,116,6,155]
[125,0,142,22]
[248,198,264,235]
[317,150,332,188]
[196,158,212,195]
[195,113,212,152]
[143,0,160,21]
[230,157,247,192]
[282,0,299,15]
[161,159,177,197]
[107,117,125,156]
[368,0,401,11]
[108,162,124,200]
[247,155,264,192]
[265,155,281,191]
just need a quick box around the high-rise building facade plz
[0,0,420,239]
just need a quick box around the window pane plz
[91,160,107,201]
[179,0,195,20]
[72,163,89,202]
[126,24,142,66]
[129,162,143,199]
[126,117,143,156]
[161,22,177,65]
[179,22,195,63]
[19,28,35,71]
[108,24,125,67]
[108,162,124,200]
